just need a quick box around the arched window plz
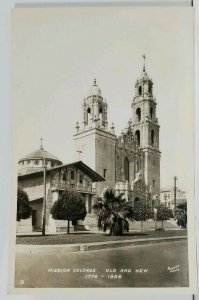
[99,107,103,123]
[124,157,129,181]
[148,84,152,94]
[135,130,140,146]
[34,160,39,165]
[86,107,91,124]
[151,130,154,146]
[138,86,142,95]
[136,107,141,122]
[150,107,153,120]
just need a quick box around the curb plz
[16,236,187,254]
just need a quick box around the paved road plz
[15,240,188,288]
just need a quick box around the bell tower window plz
[135,130,140,146]
[148,84,152,94]
[136,107,141,122]
[150,107,153,120]
[86,107,91,124]
[151,130,154,146]
[99,107,103,124]
[138,86,142,95]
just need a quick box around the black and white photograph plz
[8,5,197,293]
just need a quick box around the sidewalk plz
[16,227,184,237]
[16,235,187,254]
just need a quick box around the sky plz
[12,6,194,197]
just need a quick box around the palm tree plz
[93,188,134,236]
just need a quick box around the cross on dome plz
[88,78,102,97]
[40,137,44,150]
[143,54,146,72]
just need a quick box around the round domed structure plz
[87,79,102,97]
[135,55,152,87]
[134,61,153,98]
[18,142,63,174]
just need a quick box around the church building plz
[17,58,161,233]
[17,143,104,233]
[74,60,161,207]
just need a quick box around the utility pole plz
[154,207,157,230]
[42,158,47,236]
[174,176,178,210]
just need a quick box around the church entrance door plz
[32,210,37,227]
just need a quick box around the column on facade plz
[104,103,108,130]
[144,151,149,186]
[91,195,95,213]
[141,152,145,176]
[85,193,89,213]
[129,159,135,183]
[47,189,58,233]
[93,100,96,119]
[82,101,86,128]
[142,123,147,147]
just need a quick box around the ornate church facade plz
[74,62,161,207]
[17,59,161,233]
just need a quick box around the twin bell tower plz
[74,57,161,200]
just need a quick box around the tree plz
[156,204,173,229]
[17,187,32,222]
[51,191,87,234]
[133,200,152,232]
[175,202,187,229]
[93,188,134,236]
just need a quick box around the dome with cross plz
[87,79,102,97]
[18,139,63,175]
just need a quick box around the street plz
[15,240,188,288]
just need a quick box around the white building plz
[160,187,187,210]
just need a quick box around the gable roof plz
[18,160,105,182]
